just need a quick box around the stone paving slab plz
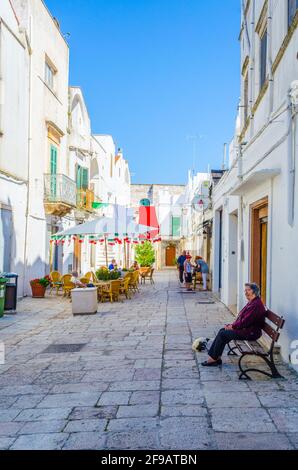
[11,432,69,450]
[62,431,106,450]
[210,408,277,433]
[214,432,294,450]
[0,270,297,450]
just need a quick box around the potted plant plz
[96,268,111,281]
[30,276,51,298]
[109,270,121,280]
[96,268,122,281]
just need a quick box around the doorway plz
[166,245,176,267]
[228,212,238,311]
[218,209,223,292]
[0,208,12,272]
[251,198,268,303]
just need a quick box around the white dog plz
[192,337,211,352]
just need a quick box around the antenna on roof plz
[222,143,227,171]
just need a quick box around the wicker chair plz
[119,276,131,300]
[140,267,154,285]
[61,274,76,298]
[101,280,121,303]
[129,271,140,293]
[84,271,93,282]
[140,267,150,284]
[49,271,62,295]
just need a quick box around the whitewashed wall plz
[213,0,298,369]
[0,0,29,296]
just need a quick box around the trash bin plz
[71,288,98,316]
[3,273,18,312]
[0,277,7,318]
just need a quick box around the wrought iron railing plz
[44,174,77,207]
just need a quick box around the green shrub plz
[109,270,121,280]
[96,268,121,281]
[96,268,110,281]
[135,241,156,267]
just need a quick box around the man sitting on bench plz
[202,283,266,367]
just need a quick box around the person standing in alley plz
[184,254,194,291]
[177,250,187,284]
[195,256,209,291]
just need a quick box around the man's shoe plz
[201,359,222,367]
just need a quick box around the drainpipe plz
[237,142,245,309]
[21,17,33,296]
[288,81,298,226]
[0,22,3,137]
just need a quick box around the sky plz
[46,0,241,185]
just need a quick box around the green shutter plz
[50,145,57,174]
[76,166,88,190]
[50,145,57,198]
[172,217,181,237]
[82,168,89,190]
[76,165,82,189]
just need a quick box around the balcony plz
[76,189,95,212]
[44,174,76,217]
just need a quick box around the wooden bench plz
[227,309,285,380]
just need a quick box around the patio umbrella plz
[53,206,158,267]
[54,217,154,238]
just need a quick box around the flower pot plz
[30,284,46,298]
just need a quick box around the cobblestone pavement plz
[0,270,297,450]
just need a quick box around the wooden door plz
[260,218,268,302]
[251,198,268,304]
[166,246,176,267]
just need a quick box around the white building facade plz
[0,0,29,296]
[0,0,132,295]
[212,0,298,368]
[181,172,211,257]
[130,184,185,269]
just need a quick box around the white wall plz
[0,0,29,296]
[11,0,70,292]
[212,0,298,370]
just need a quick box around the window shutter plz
[50,146,57,175]
[82,168,89,190]
[172,217,181,237]
[76,165,82,189]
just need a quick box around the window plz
[288,0,298,27]
[76,165,89,190]
[140,198,151,207]
[244,72,249,122]
[260,29,267,89]
[45,61,55,90]
[50,145,58,197]
[172,217,181,237]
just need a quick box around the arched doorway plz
[166,245,176,267]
